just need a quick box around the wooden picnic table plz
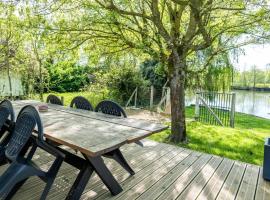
[12,100,168,199]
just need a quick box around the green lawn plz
[150,106,270,165]
[42,91,270,165]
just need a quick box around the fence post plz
[134,87,138,108]
[61,96,64,105]
[195,92,200,120]
[165,87,170,107]
[230,93,236,128]
[161,80,169,99]
[150,85,154,110]
[125,87,137,108]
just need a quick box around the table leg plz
[57,147,123,198]
[104,149,135,175]
[65,164,94,200]
[84,154,123,196]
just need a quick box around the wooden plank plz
[13,100,168,133]
[255,167,270,200]
[94,148,193,200]
[51,144,182,200]
[113,150,196,200]
[12,141,155,199]
[13,103,151,142]
[11,103,152,156]
[216,161,246,200]
[196,158,234,200]
[136,151,202,200]
[236,164,260,200]
[156,154,212,200]
[2,141,268,200]
[176,156,223,200]
[14,141,176,200]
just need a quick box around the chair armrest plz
[37,140,65,159]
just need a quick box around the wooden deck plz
[2,140,270,200]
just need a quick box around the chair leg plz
[135,140,144,147]
[40,156,64,200]
[40,178,54,200]
[0,149,8,166]
[0,125,7,138]
[103,149,135,175]
[3,178,28,200]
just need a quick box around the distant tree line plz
[234,65,270,88]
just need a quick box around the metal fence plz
[195,92,236,127]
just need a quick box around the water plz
[186,90,270,119]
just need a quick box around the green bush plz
[46,61,91,92]
[140,60,167,89]
[105,65,149,104]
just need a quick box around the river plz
[186,90,270,119]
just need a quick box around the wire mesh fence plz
[125,86,166,110]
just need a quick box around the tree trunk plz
[5,46,12,98]
[168,52,187,143]
[7,66,12,98]
[38,60,44,101]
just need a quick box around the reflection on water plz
[186,90,270,119]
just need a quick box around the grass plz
[42,91,270,165]
[150,106,270,165]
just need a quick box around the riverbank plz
[232,85,270,91]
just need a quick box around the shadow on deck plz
[1,140,269,200]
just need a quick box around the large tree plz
[43,0,268,142]
[0,2,26,97]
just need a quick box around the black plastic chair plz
[46,94,63,106]
[0,105,65,200]
[0,100,15,166]
[95,100,127,118]
[70,96,94,111]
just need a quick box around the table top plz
[12,100,168,157]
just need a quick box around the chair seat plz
[0,161,46,197]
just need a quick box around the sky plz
[232,44,270,72]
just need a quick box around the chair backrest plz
[95,100,127,118]
[5,105,44,162]
[46,95,63,106]
[70,96,93,111]
[0,100,15,124]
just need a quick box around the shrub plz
[105,65,149,105]
[46,61,91,92]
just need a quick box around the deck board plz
[1,140,269,200]
[216,161,246,200]
[176,156,223,200]
[236,164,260,200]
[156,153,212,200]
[196,158,234,200]
[255,168,270,200]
